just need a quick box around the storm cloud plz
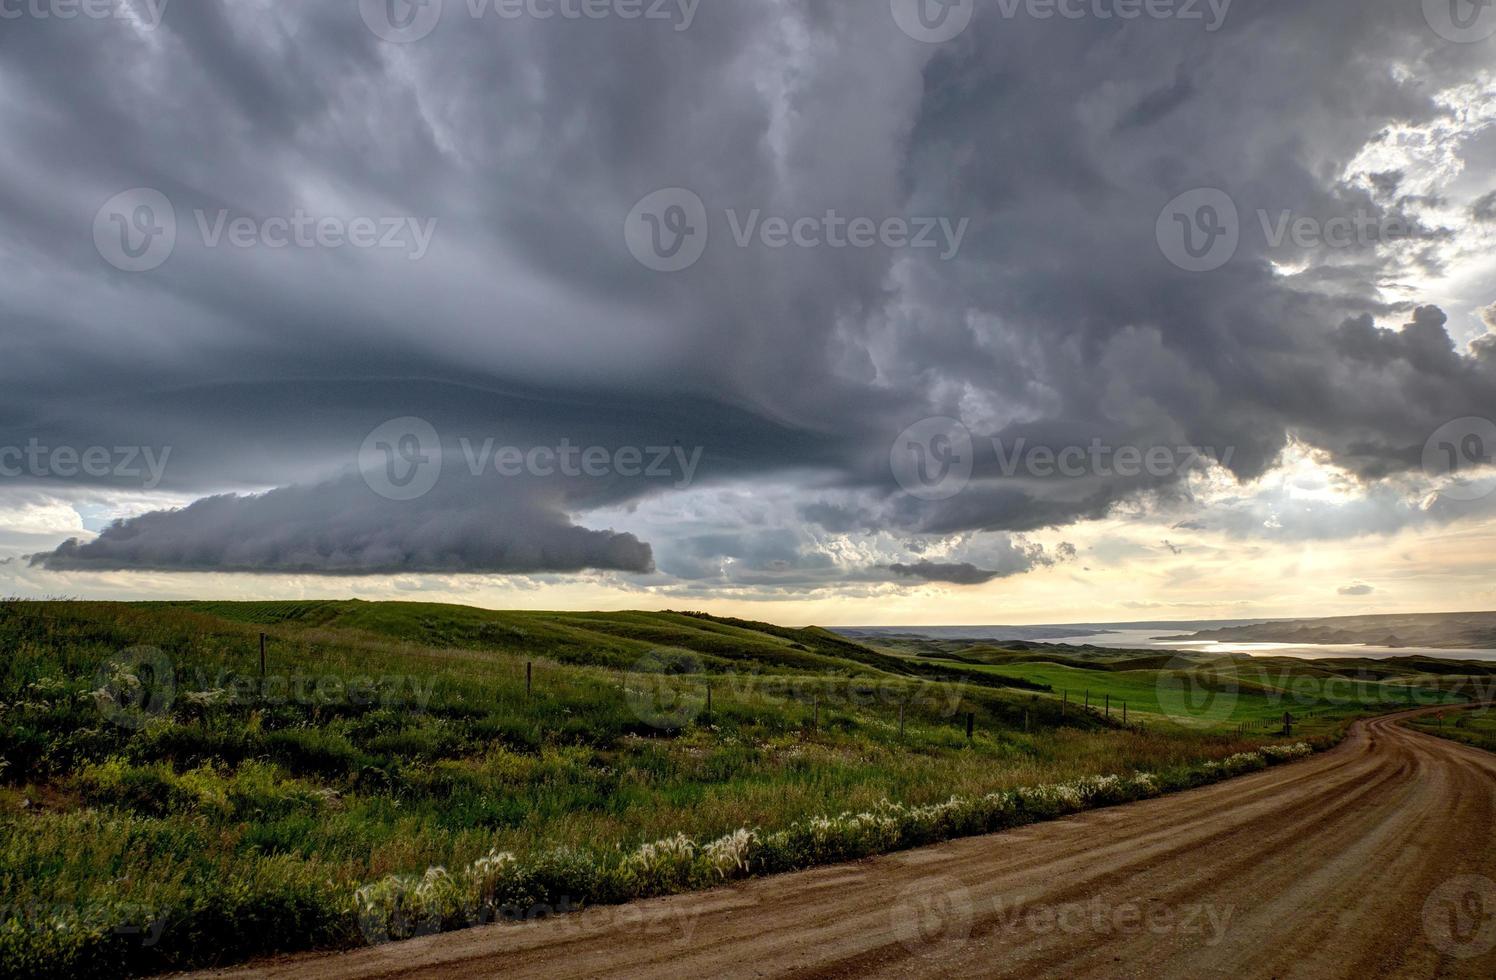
[887,562,1017,586]
[32,476,653,575]
[2,0,1494,587]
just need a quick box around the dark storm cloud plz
[887,562,1004,586]
[2,0,1495,579]
[32,475,653,575]
[886,535,1072,586]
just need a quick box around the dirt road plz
[198,709,1496,979]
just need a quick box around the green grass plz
[0,599,1425,978]
[870,627,1490,735]
[961,658,1471,733]
[1408,707,1496,754]
[962,662,1172,712]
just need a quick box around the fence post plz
[898,703,905,739]
[1105,694,1110,719]
[966,712,974,741]
[259,633,266,680]
[706,683,712,720]
[813,697,819,731]
[526,662,532,699]
[1024,709,1030,733]
[1061,690,1068,718]
[1123,702,1127,725]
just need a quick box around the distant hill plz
[1175,611,1496,651]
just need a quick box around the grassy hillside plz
[156,600,1051,692]
[1174,610,1496,650]
[0,600,1336,977]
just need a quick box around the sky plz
[1,0,1495,626]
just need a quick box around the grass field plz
[956,659,1472,733]
[0,600,1482,977]
[867,633,1490,734]
[1408,707,1496,754]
